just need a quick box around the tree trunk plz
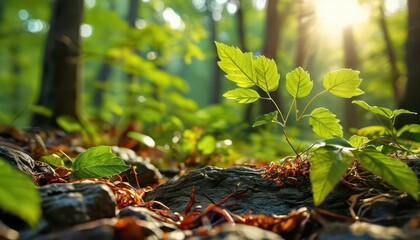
[32,0,83,128]
[237,0,246,52]
[295,0,315,68]
[126,0,141,106]
[343,26,361,130]
[0,0,4,22]
[259,0,287,115]
[10,44,22,116]
[237,0,254,122]
[209,11,221,104]
[397,0,420,127]
[127,0,138,27]
[93,2,118,115]
[93,61,112,111]
[378,0,401,103]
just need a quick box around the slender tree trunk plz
[0,0,4,22]
[397,0,420,127]
[32,0,83,128]
[343,26,361,130]
[127,0,138,27]
[259,0,288,115]
[237,0,254,122]
[295,0,315,68]
[93,2,118,114]
[237,0,246,52]
[378,0,401,103]
[209,12,221,104]
[126,0,140,105]
[10,45,22,116]
[296,6,306,68]
[93,61,112,111]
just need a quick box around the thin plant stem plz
[267,91,286,123]
[298,90,328,121]
[283,128,299,156]
[285,98,296,124]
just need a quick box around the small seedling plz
[216,42,419,206]
[41,145,130,180]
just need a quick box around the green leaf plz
[223,88,260,104]
[127,131,156,148]
[352,100,393,118]
[393,109,417,117]
[39,154,65,167]
[349,135,370,148]
[198,135,216,155]
[323,69,364,98]
[254,56,279,92]
[286,67,313,98]
[397,124,420,137]
[71,146,130,180]
[309,108,343,138]
[0,159,41,228]
[353,100,417,119]
[252,111,278,127]
[215,42,255,88]
[355,149,419,201]
[322,137,353,148]
[310,147,353,206]
[29,105,52,117]
[57,115,83,132]
[357,125,388,136]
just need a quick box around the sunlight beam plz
[315,0,370,34]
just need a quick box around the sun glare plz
[315,0,370,34]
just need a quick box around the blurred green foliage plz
[0,0,413,163]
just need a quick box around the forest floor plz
[1,127,420,240]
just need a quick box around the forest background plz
[1,0,419,163]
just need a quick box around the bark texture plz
[32,0,83,128]
[397,0,420,127]
[343,26,361,129]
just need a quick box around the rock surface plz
[145,166,315,215]
[118,206,177,231]
[20,183,116,239]
[112,146,162,187]
[317,222,406,240]
[30,219,115,240]
[187,223,284,240]
[0,145,55,176]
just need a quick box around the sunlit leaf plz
[198,135,216,155]
[397,124,420,137]
[355,149,419,201]
[252,111,278,127]
[0,158,41,228]
[71,146,130,180]
[323,69,364,98]
[215,42,255,88]
[254,56,279,92]
[57,115,83,132]
[393,109,417,117]
[127,131,156,148]
[223,88,260,104]
[352,100,393,118]
[309,108,343,138]
[39,154,65,167]
[322,137,353,148]
[349,135,369,148]
[310,147,353,206]
[353,100,417,119]
[286,67,313,98]
[29,105,52,117]
[357,125,388,136]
